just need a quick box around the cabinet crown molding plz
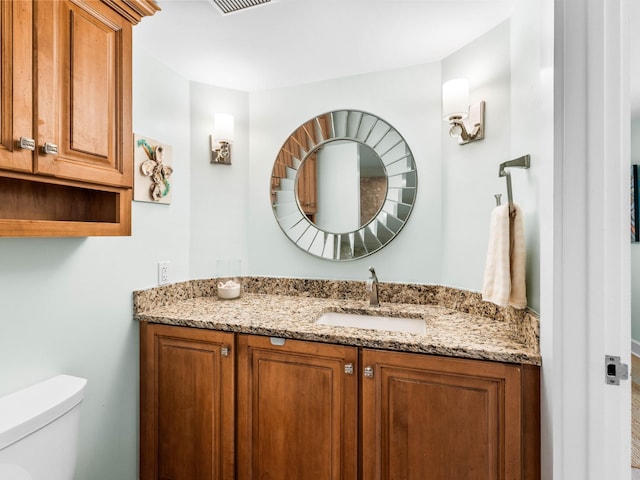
[102,0,160,24]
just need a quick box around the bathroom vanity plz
[136,278,540,480]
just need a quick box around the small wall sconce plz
[211,113,234,164]
[442,78,485,145]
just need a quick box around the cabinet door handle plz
[364,366,374,378]
[17,137,36,151]
[41,142,59,155]
[221,346,230,357]
[344,363,354,375]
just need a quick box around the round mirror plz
[271,110,417,261]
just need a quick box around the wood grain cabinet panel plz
[361,349,540,480]
[0,0,33,172]
[139,325,540,480]
[236,334,359,480]
[35,0,132,187]
[140,323,235,480]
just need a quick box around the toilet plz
[0,375,87,480]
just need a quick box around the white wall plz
[510,1,542,314]
[239,18,540,306]
[440,18,541,313]
[440,21,512,297]
[189,82,250,279]
[0,46,191,480]
[0,9,545,480]
[177,13,542,312]
[248,64,443,283]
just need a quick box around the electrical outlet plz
[158,261,170,286]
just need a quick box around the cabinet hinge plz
[221,346,230,357]
[605,355,629,385]
[344,363,354,375]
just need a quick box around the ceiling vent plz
[208,0,272,15]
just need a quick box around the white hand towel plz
[482,204,527,309]
[508,204,527,308]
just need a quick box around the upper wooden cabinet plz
[0,0,33,172]
[36,0,133,187]
[0,0,158,237]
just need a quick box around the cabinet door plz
[237,334,358,480]
[0,0,34,172]
[140,323,235,480]
[361,349,532,480]
[35,0,133,187]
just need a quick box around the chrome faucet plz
[367,266,380,307]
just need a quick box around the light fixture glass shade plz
[442,79,469,120]
[449,123,463,138]
[214,113,234,143]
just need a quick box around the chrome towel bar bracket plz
[498,154,530,211]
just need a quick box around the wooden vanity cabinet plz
[361,348,540,480]
[0,0,158,237]
[139,323,236,480]
[236,334,359,480]
[140,324,540,480]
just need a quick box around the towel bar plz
[498,155,530,212]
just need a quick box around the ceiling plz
[134,1,640,115]
[134,0,516,92]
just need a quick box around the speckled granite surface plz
[134,277,540,366]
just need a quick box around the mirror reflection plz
[297,140,387,232]
[271,110,417,261]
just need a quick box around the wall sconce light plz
[442,78,485,145]
[210,113,234,164]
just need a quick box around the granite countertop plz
[134,277,541,366]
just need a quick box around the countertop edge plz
[136,315,541,366]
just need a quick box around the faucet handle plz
[368,266,379,284]
[367,267,380,307]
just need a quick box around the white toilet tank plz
[0,375,87,480]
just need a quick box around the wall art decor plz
[134,134,173,204]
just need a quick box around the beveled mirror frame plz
[270,109,418,261]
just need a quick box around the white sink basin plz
[315,311,426,334]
